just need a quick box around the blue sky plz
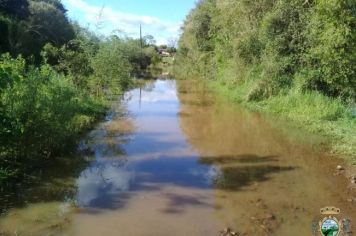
[62,0,197,45]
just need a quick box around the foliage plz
[0,0,74,62]
[0,0,29,19]
[174,0,356,159]
[210,79,356,160]
[0,55,105,163]
[304,0,356,101]
[41,41,93,88]
[21,1,74,61]
[32,0,67,13]
[0,1,161,181]
[91,37,133,95]
[175,0,356,102]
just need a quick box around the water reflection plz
[1,79,354,236]
[177,80,356,235]
[76,162,133,207]
[198,155,296,191]
[0,157,87,214]
[74,80,197,210]
[0,157,87,235]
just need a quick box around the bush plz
[175,0,356,159]
[0,4,160,181]
[91,37,133,96]
[175,0,356,103]
[304,0,356,101]
[0,54,105,164]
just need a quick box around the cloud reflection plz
[76,163,134,207]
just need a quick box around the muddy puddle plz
[0,79,355,236]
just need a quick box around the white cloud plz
[63,0,182,44]
[76,164,133,206]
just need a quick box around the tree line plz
[174,0,355,102]
[0,0,159,181]
[174,0,356,159]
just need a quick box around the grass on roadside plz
[209,80,356,163]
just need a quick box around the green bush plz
[91,37,133,96]
[0,54,105,167]
[304,0,356,101]
[175,0,356,102]
[0,2,160,181]
[175,0,356,159]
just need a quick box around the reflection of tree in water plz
[75,157,132,208]
[177,80,297,187]
[0,96,136,214]
[142,80,156,91]
[74,100,135,207]
[176,80,299,158]
[176,80,309,235]
[81,100,135,160]
[198,155,295,191]
[105,100,131,121]
[87,158,128,184]
[0,157,89,214]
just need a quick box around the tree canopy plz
[175,0,356,102]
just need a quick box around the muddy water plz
[0,79,355,236]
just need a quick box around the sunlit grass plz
[209,80,356,163]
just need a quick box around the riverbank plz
[172,0,355,163]
[0,24,161,182]
[2,79,356,236]
[208,80,356,164]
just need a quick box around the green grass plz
[209,80,356,163]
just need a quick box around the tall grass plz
[174,0,356,162]
[209,80,356,162]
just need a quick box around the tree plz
[143,35,156,46]
[0,0,30,54]
[32,0,67,13]
[15,0,75,62]
[0,0,29,19]
[91,37,132,95]
[305,0,356,101]
[167,37,178,49]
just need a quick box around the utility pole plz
[139,86,142,109]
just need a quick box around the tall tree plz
[0,0,30,19]
[13,0,75,62]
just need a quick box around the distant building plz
[161,51,171,57]
[158,48,171,57]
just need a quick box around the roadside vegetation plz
[0,0,160,181]
[174,0,356,162]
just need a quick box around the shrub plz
[0,54,105,163]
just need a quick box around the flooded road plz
[0,79,355,235]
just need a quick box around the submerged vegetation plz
[0,0,160,181]
[174,0,356,161]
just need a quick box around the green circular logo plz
[321,218,340,236]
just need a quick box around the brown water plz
[0,79,355,236]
